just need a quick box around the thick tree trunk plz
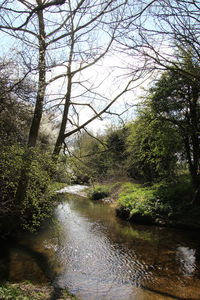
[28,2,46,147]
[15,3,46,207]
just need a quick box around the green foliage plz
[0,284,33,300]
[0,145,23,222]
[117,178,194,221]
[71,127,128,182]
[20,149,56,232]
[87,184,111,200]
[71,115,183,186]
[0,282,78,300]
[118,183,156,216]
[0,283,43,300]
[126,111,182,182]
[148,51,200,198]
[70,132,107,182]
[153,177,194,213]
[105,127,128,175]
[50,181,68,192]
[0,145,56,234]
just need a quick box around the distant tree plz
[69,131,108,182]
[104,127,128,177]
[149,52,200,203]
[126,110,182,183]
[70,126,128,182]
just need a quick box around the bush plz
[152,177,193,215]
[87,185,111,200]
[0,144,23,234]
[117,179,194,223]
[20,148,56,231]
[117,183,156,217]
[0,145,56,235]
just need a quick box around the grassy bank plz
[87,178,200,230]
[0,282,78,300]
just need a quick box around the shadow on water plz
[0,236,69,300]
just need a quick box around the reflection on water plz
[3,188,200,300]
[176,246,196,276]
[55,202,153,299]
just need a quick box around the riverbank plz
[86,180,200,231]
[0,282,78,300]
[0,182,80,300]
[1,184,200,300]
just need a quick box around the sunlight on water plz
[52,197,200,300]
[5,188,200,300]
[176,246,196,275]
[56,185,88,195]
[55,202,152,299]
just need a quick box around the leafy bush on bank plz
[117,179,194,222]
[0,144,56,235]
[87,184,111,200]
[117,183,157,217]
[87,182,125,201]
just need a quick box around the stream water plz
[3,186,200,300]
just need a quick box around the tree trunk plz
[53,72,72,157]
[28,1,46,147]
[15,2,46,207]
[53,26,74,158]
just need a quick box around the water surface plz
[5,187,200,300]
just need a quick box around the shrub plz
[87,185,111,200]
[0,145,56,235]
[20,148,56,231]
[117,183,156,217]
[117,179,194,222]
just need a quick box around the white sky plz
[45,49,153,134]
[0,0,168,136]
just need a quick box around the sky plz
[45,49,152,134]
[0,0,158,135]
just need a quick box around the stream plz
[3,185,200,300]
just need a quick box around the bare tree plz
[0,0,157,208]
[119,0,200,73]
[0,0,158,154]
